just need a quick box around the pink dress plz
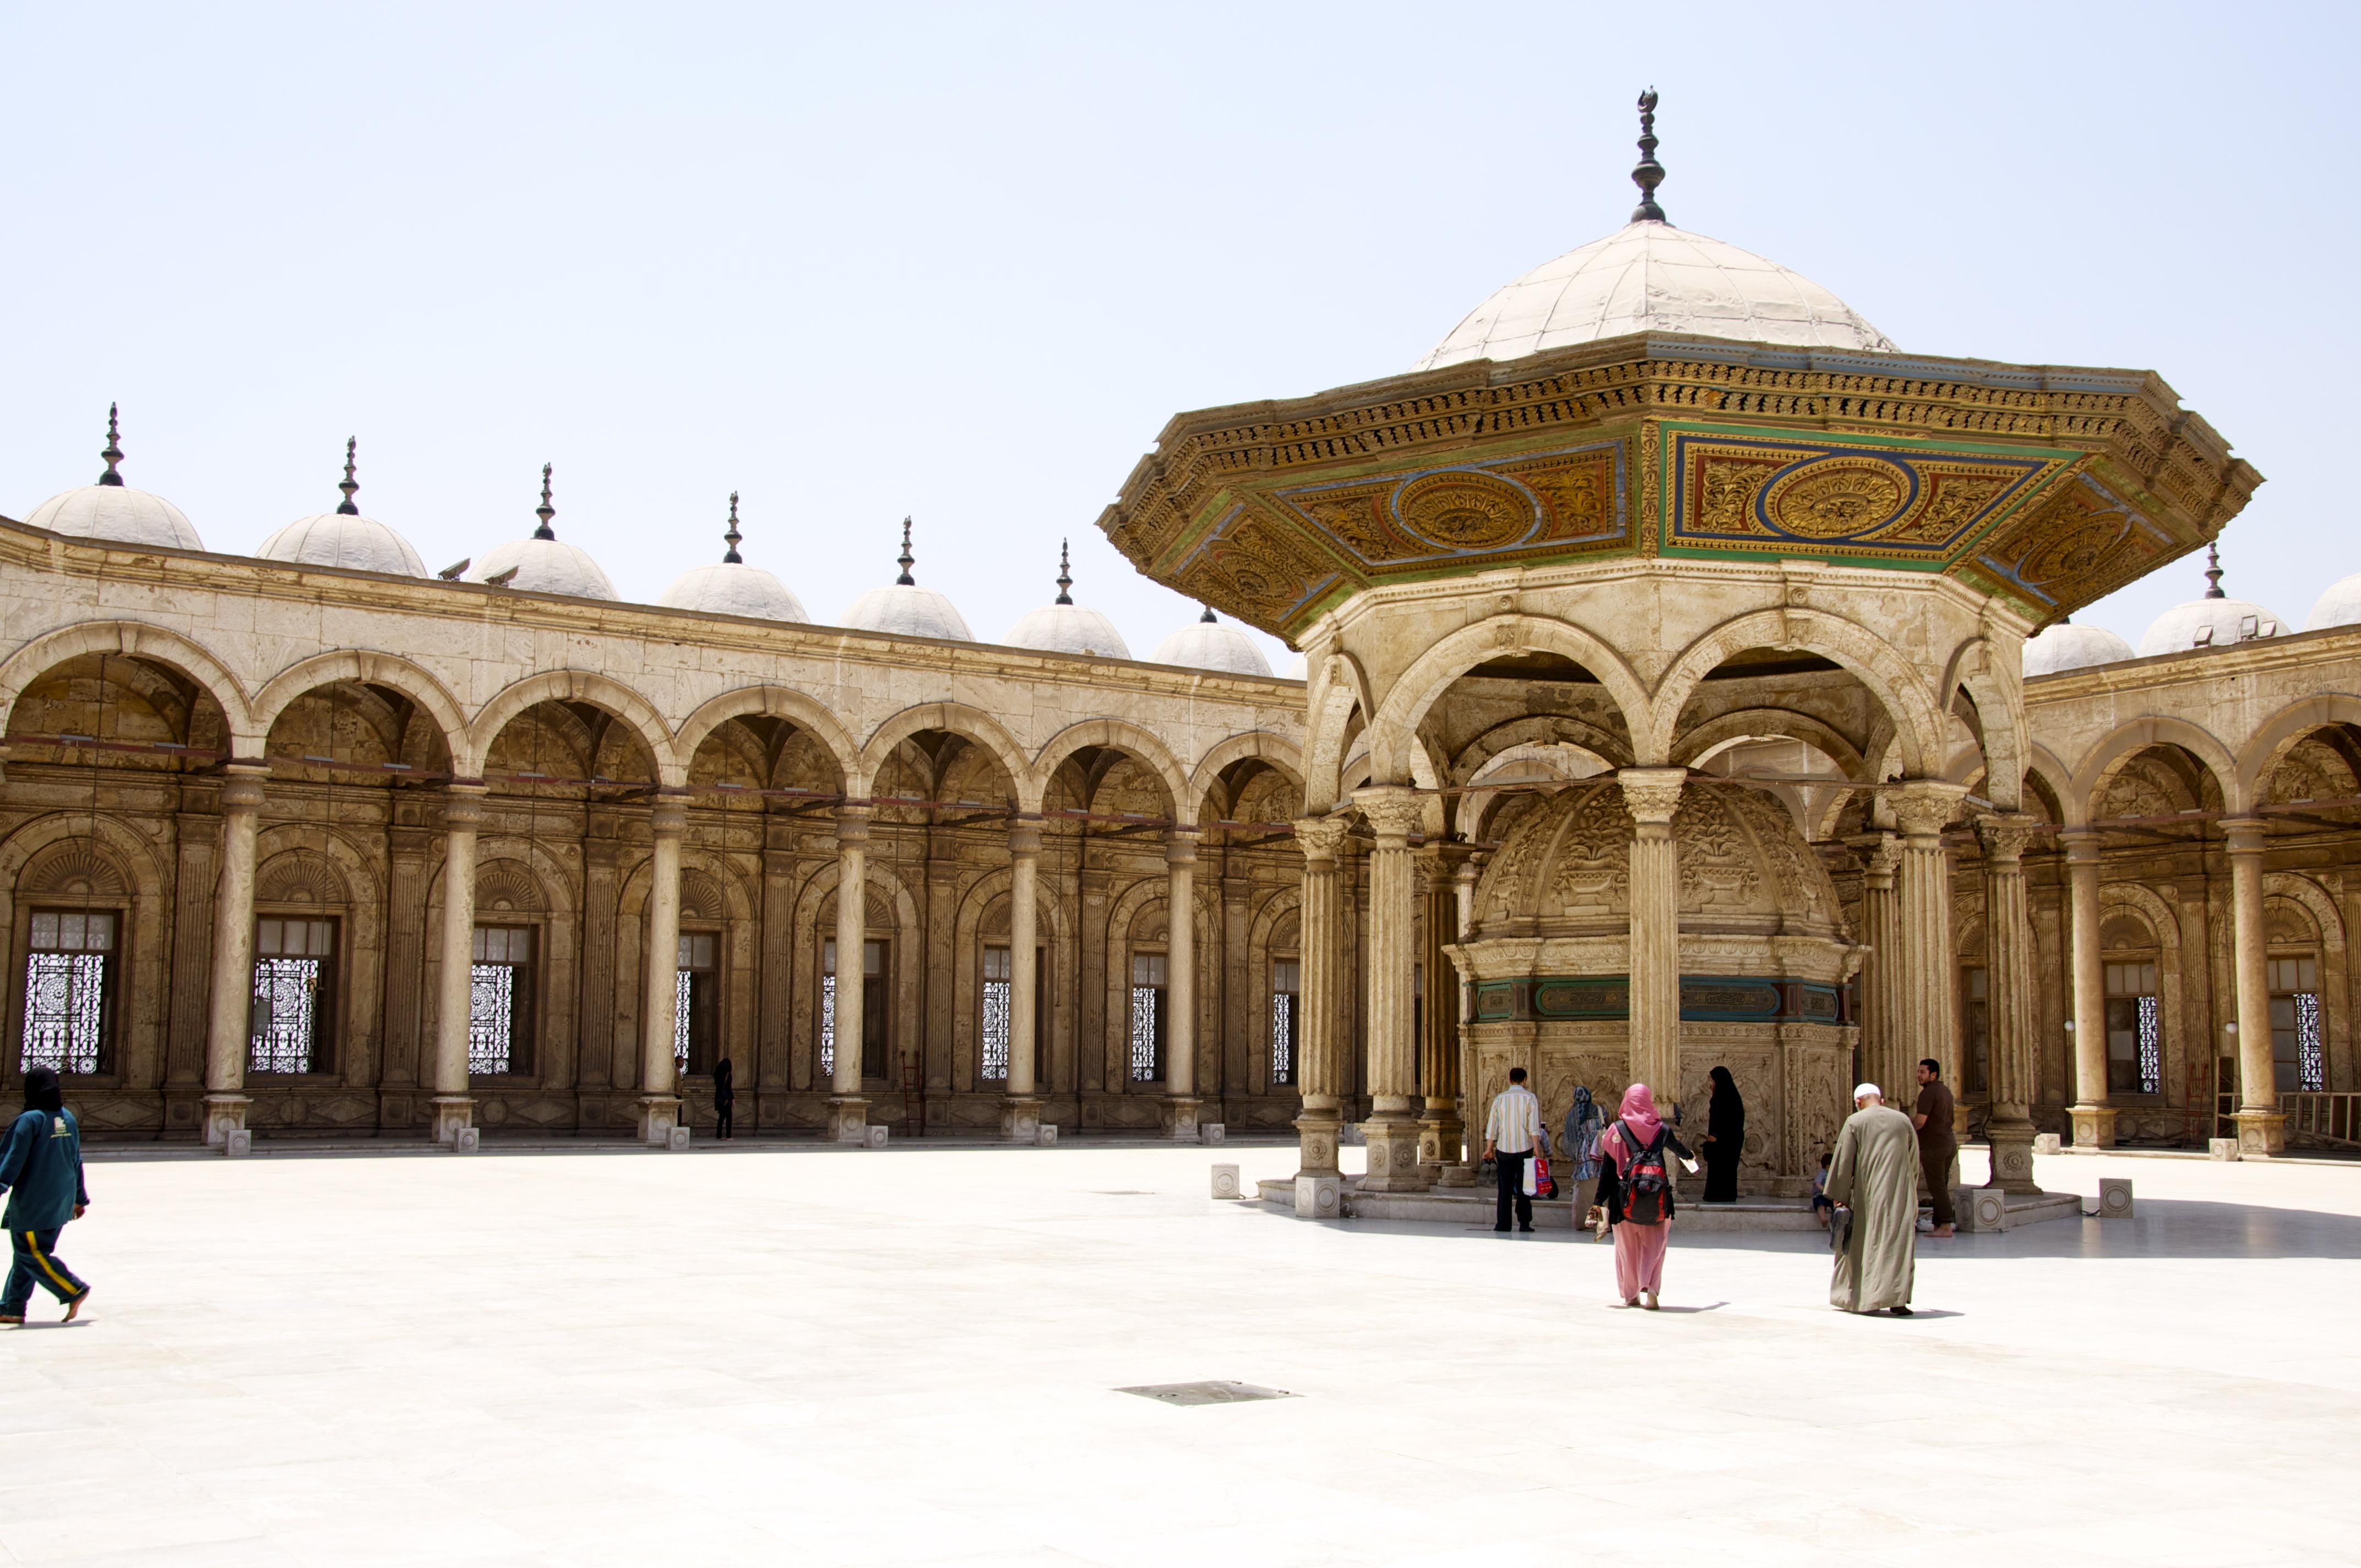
[1603,1122,1670,1300]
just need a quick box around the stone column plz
[1418,840,1473,1186]
[428,782,486,1145]
[1161,825,1203,1139]
[1292,816,1351,1177]
[1002,815,1044,1142]
[1977,814,2043,1193]
[829,803,873,1142]
[1353,786,1427,1191]
[1857,834,1903,1099]
[2062,830,2114,1147]
[2225,816,2286,1154]
[1890,782,1968,1097]
[202,765,268,1149]
[1619,769,1686,1098]
[635,799,687,1146]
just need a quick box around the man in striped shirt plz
[1484,1066,1543,1233]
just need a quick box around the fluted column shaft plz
[829,804,873,1141]
[1292,817,1351,1178]
[636,800,687,1145]
[1891,783,1968,1101]
[1977,813,2042,1192]
[1162,826,1200,1136]
[2226,818,2287,1154]
[1858,835,1903,1098]
[427,781,485,1144]
[203,765,268,1147]
[2063,830,2114,1147]
[1620,769,1686,1098]
[1417,840,1472,1180]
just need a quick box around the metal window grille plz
[674,932,717,1071]
[2105,961,2161,1096]
[819,939,837,1080]
[2268,956,2322,1094]
[2136,994,2163,1096]
[2297,992,2324,1093]
[1270,958,1298,1087]
[251,917,334,1074]
[469,926,532,1076]
[673,970,695,1068]
[20,911,114,1075]
[1129,952,1166,1082]
[981,946,1011,1082]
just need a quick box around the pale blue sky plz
[2,2,2349,664]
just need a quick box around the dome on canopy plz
[464,466,617,601]
[2023,619,2134,678]
[25,406,204,553]
[658,495,808,622]
[254,438,427,578]
[840,518,973,641]
[1150,608,1271,677]
[2306,571,2361,633]
[1413,95,1892,371]
[1003,542,1130,659]
[2138,546,2283,657]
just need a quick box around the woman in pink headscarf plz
[1597,1083,1693,1309]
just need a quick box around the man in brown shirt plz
[1911,1059,1957,1237]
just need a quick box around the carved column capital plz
[441,780,487,833]
[1351,785,1424,844]
[1617,766,1686,826]
[2223,816,2270,857]
[2058,827,2104,866]
[1007,813,1043,861]
[1293,816,1352,864]
[1973,812,2042,865]
[1889,780,1970,839]
[1859,831,1902,885]
[649,798,689,840]
[833,802,873,850]
[1163,823,1200,868]
[220,764,270,815]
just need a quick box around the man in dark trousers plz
[0,1065,90,1324]
[1482,1065,1543,1234]
[1911,1058,1957,1238]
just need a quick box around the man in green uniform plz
[0,1066,91,1325]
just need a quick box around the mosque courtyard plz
[0,1143,2349,1566]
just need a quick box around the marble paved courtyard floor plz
[10,1139,2360,1566]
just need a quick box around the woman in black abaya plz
[1701,1065,1745,1203]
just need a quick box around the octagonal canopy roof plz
[1414,221,1897,372]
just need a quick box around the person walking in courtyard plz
[1827,1082,1917,1316]
[712,1057,736,1141]
[1483,1066,1542,1234]
[1597,1083,1691,1308]
[0,1066,90,1325]
[1562,1084,1606,1234]
[1701,1065,1745,1203]
[1911,1058,1957,1238]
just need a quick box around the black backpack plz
[1618,1120,1672,1224]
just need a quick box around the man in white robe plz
[1827,1082,1917,1316]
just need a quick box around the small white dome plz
[842,582,973,641]
[1281,652,1309,681]
[660,563,807,622]
[25,409,201,552]
[1151,610,1272,677]
[257,513,426,576]
[2023,621,2134,678]
[1415,221,1896,372]
[2140,597,2285,657]
[1005,603,1128,658]
[464,467,618,601]
[2306,572,2361,632]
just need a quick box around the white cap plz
[1853,1082,1882,1100]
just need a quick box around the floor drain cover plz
[1118,1381,1296,1406]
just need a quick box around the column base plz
[1160,1097,1205,1141]
[1417,1109,1466,1186]
[1293,1106,1341,1178]
[2068,1104,2118,1148]
[1000,1096,1043,1144]
[827,1096,872,1144]
[1360,1114,1429,1191]
[427,1095,475,1147]
[202,1093,251,1153]
[1983,1115,2043,1194]
[636,1096,686,1149]
[2234,1110,2287,1157]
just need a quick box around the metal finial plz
[336,437,360,515]
[722,492,743,563]
[1200,605,1217,624]
[2203,541,2224,599]
[1630,88,1667,224]
[1054,539,1073,605]
[97,404,124,487]
[534,464,557,540]
[895,516,915,586]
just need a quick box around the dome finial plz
[1630,88,1667,224]
[1199,604,1217,624]
[534,464,557,540]
[2204,541,2225,600]
[336,437,360,516]
[895,516,915,585]
[722,492,743,563]
[97,404,124,487]
[1054,538,1073,605]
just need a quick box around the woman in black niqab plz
[711,1058,735,1141]
[1702,1064,1744,1203]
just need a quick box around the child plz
[1810,1151,1834,1228]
